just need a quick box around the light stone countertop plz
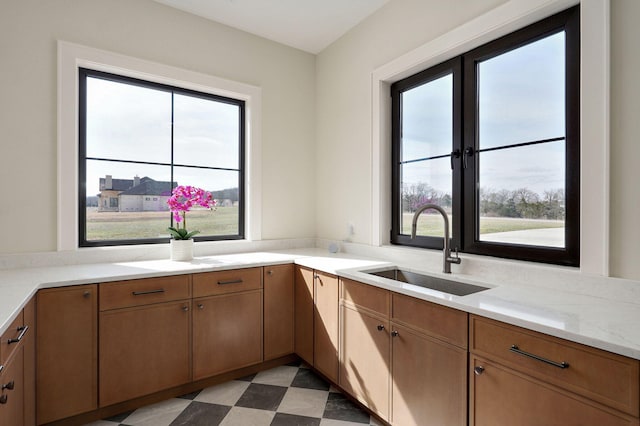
[2,247,640,361]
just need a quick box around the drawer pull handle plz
[217,279,243,285]
[7,325,28,345]
[474,366,485,376]
[391,330,399,337]
[2,381,14,391]
[510,345,569,369]
[377,324,385,331]
[132,289,165,296]
[0,395,7,404]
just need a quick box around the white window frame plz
[371,0,609,275]
[57,41,262,251]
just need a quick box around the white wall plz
[609,0,640,280]
[316,0,640,281]
[315,0,507,243]
[0,0,316,254]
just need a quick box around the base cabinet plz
[99,300,192,406]
[294,266,314,365]
[340,305,390,421]
[0,345,24,425]
[391,324,467,426]
[264,264,295,360]
[313,271,339,383]
[193,290,263,380]
[470,356,638,426]
[37,285,97,425]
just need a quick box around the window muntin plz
[391,6,579,266]
[79,68,245,247]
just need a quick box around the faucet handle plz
[449,247,462,264]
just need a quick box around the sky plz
[85,77,241,196]
[401,31,566,197]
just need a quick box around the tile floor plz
[86,361,383,426]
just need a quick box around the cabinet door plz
[193,291,263,380]
[37,285,97,424]
[99,300,191,406]
[264,264,295,360]
[314,271,339,382]
[391,323,467,426]
[0,346,24,426]
[22,298,35,426]
[340,305,390,421]
[294,266,314,365]
[470,356,638,426]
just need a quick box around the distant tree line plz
[210,187,239,202]
[402,183,565,220]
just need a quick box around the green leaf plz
[167,227,192,240]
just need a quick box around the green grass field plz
[86,208,562,241]
[402,213,563,238]
[86,207,239,241]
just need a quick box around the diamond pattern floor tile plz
[89,362,380,426]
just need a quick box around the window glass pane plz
[478,141,565,247]
[85,160,173,242]
[173,94,240,169]
[173,166,240,237]
[85,77,172,163]
[400,157,452,238]
[478,32,565,149]
[402,74,453,160]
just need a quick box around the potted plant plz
[167,185,216,261]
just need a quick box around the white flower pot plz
[170,239,194,261]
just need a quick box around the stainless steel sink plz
[367,268,489,296]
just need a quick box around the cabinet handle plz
[510,345,569,369]
[7,325,28,345]
[391,330,399,337]
[0,365,3,374]
[2,381,14,391]
[132,289,165,296]
[197,304,204,310]
[267,270,274,276]
[0,395,7,404]
[83,290,91,298]
[377,324,385,331]
[474,366,485,376]
[182,306,189,312]
[217,279,243,285]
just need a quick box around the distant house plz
[97,175,175,212]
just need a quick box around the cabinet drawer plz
[100,275,191,311]
[470,315,640,416]
[193,267,262,298]
[1,311,25,365]
[392,293,467,348]
[341,278,390,317]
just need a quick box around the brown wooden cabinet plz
[264,264,295,360]
[99,300,192,406]
[469,315,640,426]
[294,265,314,365]
[22,298,36,426]
[192,267,263,380]
[193,290,263,380]
[98,276,192,407]
[37,285,97,425]
[0,345,24,426]
[0,298,33,426]
[294,266,340,382]
[390,293,468,426]
[339,279,468,426]
[340,304,390,420]
[313,270,339,383]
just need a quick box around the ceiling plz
[152,0,390,54]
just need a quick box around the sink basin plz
[367,268,489,296]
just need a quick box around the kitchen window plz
[78,68,245,247]
[391,6,579,266]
